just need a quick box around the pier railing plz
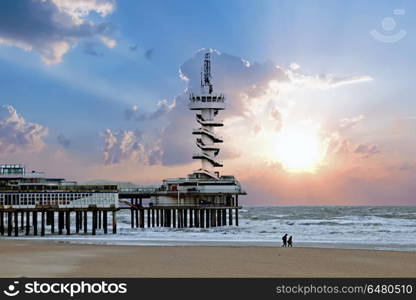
[119,188,244,195]
[119,188,157,194]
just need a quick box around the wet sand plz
[0,240,415,277]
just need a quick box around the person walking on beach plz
[287,236,293,247]
[282,233,288,247]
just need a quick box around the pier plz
[0,184,242,237]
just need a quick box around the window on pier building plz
[0,164,25,175]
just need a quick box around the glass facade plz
[0,192,118,208]
[0,164,25,175]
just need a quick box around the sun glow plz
[274,125,326,173]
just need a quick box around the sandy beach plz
[0,240,415,277]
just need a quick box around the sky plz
[0,0,415,205]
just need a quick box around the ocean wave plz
[14,206,413,251]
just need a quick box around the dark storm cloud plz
[0,0,116,64]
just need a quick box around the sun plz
[274,126,325,173]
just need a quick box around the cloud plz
[57,133,71,148]
[124,105,138,121]
[52,0,114,20]
[322,114,381,161]
[354,143,380,158]
[100,129,162,165]
[339,115,364,130]
[325,131,380,159]
[124,100,175,122]
[83,41,102,56]
[127,45,154,60]
[326,75,373,87]
[148,99,175,119]
[289,72,373,89]
[144,48,154,60]
[100,35,116,48]
[0,105,48,154]
[0,0,116,64]
[270,106,282,131]
[388,162,416,172]
[129,44,138,52]
[289,62,300,70]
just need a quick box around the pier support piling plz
[184,209,187,227]
[41,211,45,236]
[205,209,209,228]
[135,200,139,228]
[200,210,204,228]
[130,206,134,228]
[79,211,83,230]
[75,211,80,233]
[66,211,70,235]
[20,211,24,229]
[140,209,145,228]
[103,210,108,234]
[58,211,63,235]
[194,209,198,227]
[7,211,12,236]
[112,210,117,234]
[92,210,97,235]
[84,211,88,234]
[189,209,193,228]
[50,211,54,234]
[0,211,4,235]
[33,211,38,236]
[26,211,30,235]
[98,210,102,229]
[14,211,18,236]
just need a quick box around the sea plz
[9,206,416,251]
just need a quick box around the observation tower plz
[120,50,246,222]
[189,51,225,179]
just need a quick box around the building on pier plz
[0,164,118,208]
[0,164,118,237]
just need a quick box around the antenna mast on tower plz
[201,52,213,94]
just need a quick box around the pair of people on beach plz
[281,233,293,247]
